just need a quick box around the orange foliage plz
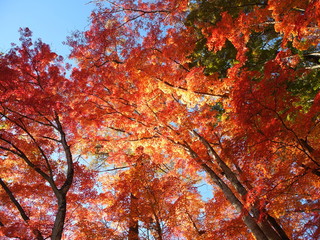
[1,0,320,239]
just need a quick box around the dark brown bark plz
[267,215,291,240]
[145,188,163,240]
[33,229,45,240]
[50,115,74,240]
[201,163,269,240]
[0,177,30,222]
[251,205,290,240]
[0,114,74,240]
[194,131,290,240]
[128,223,139,240]
[186,210,206,236]
[150,204,163,240]
[154,218,163,240]
[51,196,67,240]
[299,139,320,167]
[193,131,247,195]
[149,200,163,240]
[185,145,268,240]
[128,193,139,240]
[54,114,74,195]
[0,177,44,240]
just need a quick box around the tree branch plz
[54,113,74,194]
[0,177,44,240]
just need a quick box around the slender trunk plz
[154,218,163,240]
[186,211,206,236]
[128,223,139,240]
[201,163,269,240]
[50,115,74,240]
[267,215,291,240]
[184,144,268,239]
[194,132,290,240]
[0,114,73,240]
[146,189,163,240]
[251,205,290,240]
[51,195,67,240]
[299,139,320,176]
[154,213,163,240]
[128,193,139,240]
[33,229,45,240]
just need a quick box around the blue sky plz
[0,0,96,57]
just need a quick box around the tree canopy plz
[0,0,319,239]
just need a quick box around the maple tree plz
[1,0,320,239]
[0,29,97,239]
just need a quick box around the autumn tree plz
[67,0,319,239]
[184,0,320,238]
[0,28,97,240]
[1,0,319,239]
[93,146,207,239]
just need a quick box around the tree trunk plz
[33,229,45,240]
[51,195,67,240]
[51,115,74,240]
[128,193,139,240]
[128,223,139,240]
[201,163,269,240]
[184,144,268,240]
[267,215,291,240]
[194,131,290,240]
